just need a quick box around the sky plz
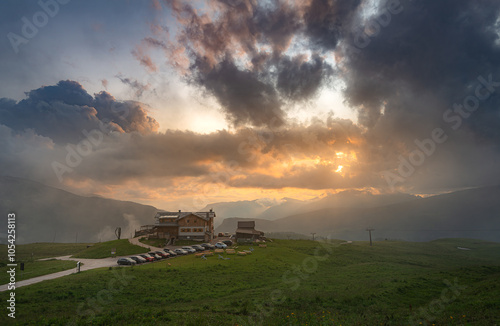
[1,0,500,210]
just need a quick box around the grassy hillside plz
[0,260,76,285]
[71,239,147,258]
[139,237,167,248]
[3,238,499,325]
[0,242,92,285]
[0,242,91,262]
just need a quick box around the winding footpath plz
[0,238,157,292]
[0,238,165,292]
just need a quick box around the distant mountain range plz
[216,186,500,242]
[202,191,418,226]
[1,176,499,243]
[0,176,157,244]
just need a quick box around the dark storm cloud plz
[25,80,94,106]
[277,54,333,101]
[341,0,500,128]
[333,0,500,191]
[0,80,159,144]
[191,57,285,127]
[154,0,345,127]
[303,0,362,50]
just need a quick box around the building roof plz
[235,228,264,235]
[237,221,255,229]
[155,210,216,222]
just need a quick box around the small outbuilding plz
[235,221,264,243]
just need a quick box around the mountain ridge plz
[216,185,500,242]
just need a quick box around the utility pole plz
[311,232,316,241]
[366,228,374,246]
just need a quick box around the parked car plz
[174,248,188,255]
[201,243,214,250]
[139,254,155,262]
[182,246,196,254]
[129,256,147,264]
[215,242,227,249]
[155,251,170,258]
[164,249,177,257]
[148,252,163,260]
[218,232,224,237]
[117,258,136,265]
[191,245,205,252]
[224,232,230,237]
[222,240,233,246]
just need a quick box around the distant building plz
[235,221,264,243]
[136,209,215,242]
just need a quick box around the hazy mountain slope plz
[200,200,269,227]
[255,197,306,220]
[0,176,157,244]
[210,192,419,223]
[218,186,500,242]
[303,191,418,212]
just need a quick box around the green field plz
[71,239,147,259]
[0,242,92,262]
[139,237,167,248]
[2,239,500,325]
[0,259,77,285]
[174,239,205,246]
[0,240,148,286]
[0,243,93,286]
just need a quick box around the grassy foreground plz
[0,242,92,262]
[71,239,146,259]
[0,241,147,285]
[0,260,77,285]
[0,243,92,285]
[2,239,500,325]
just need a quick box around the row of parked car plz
[117,249,175,265]
[116,241,233,266]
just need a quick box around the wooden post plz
[366,228,374,246]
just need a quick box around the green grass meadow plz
[0,242,92,262]
[0,259,78,285]
[0,243,92,286]
[139,237,168,248]
[1,239,499,325]
[71,239,146,259]
[0,241,148,286]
